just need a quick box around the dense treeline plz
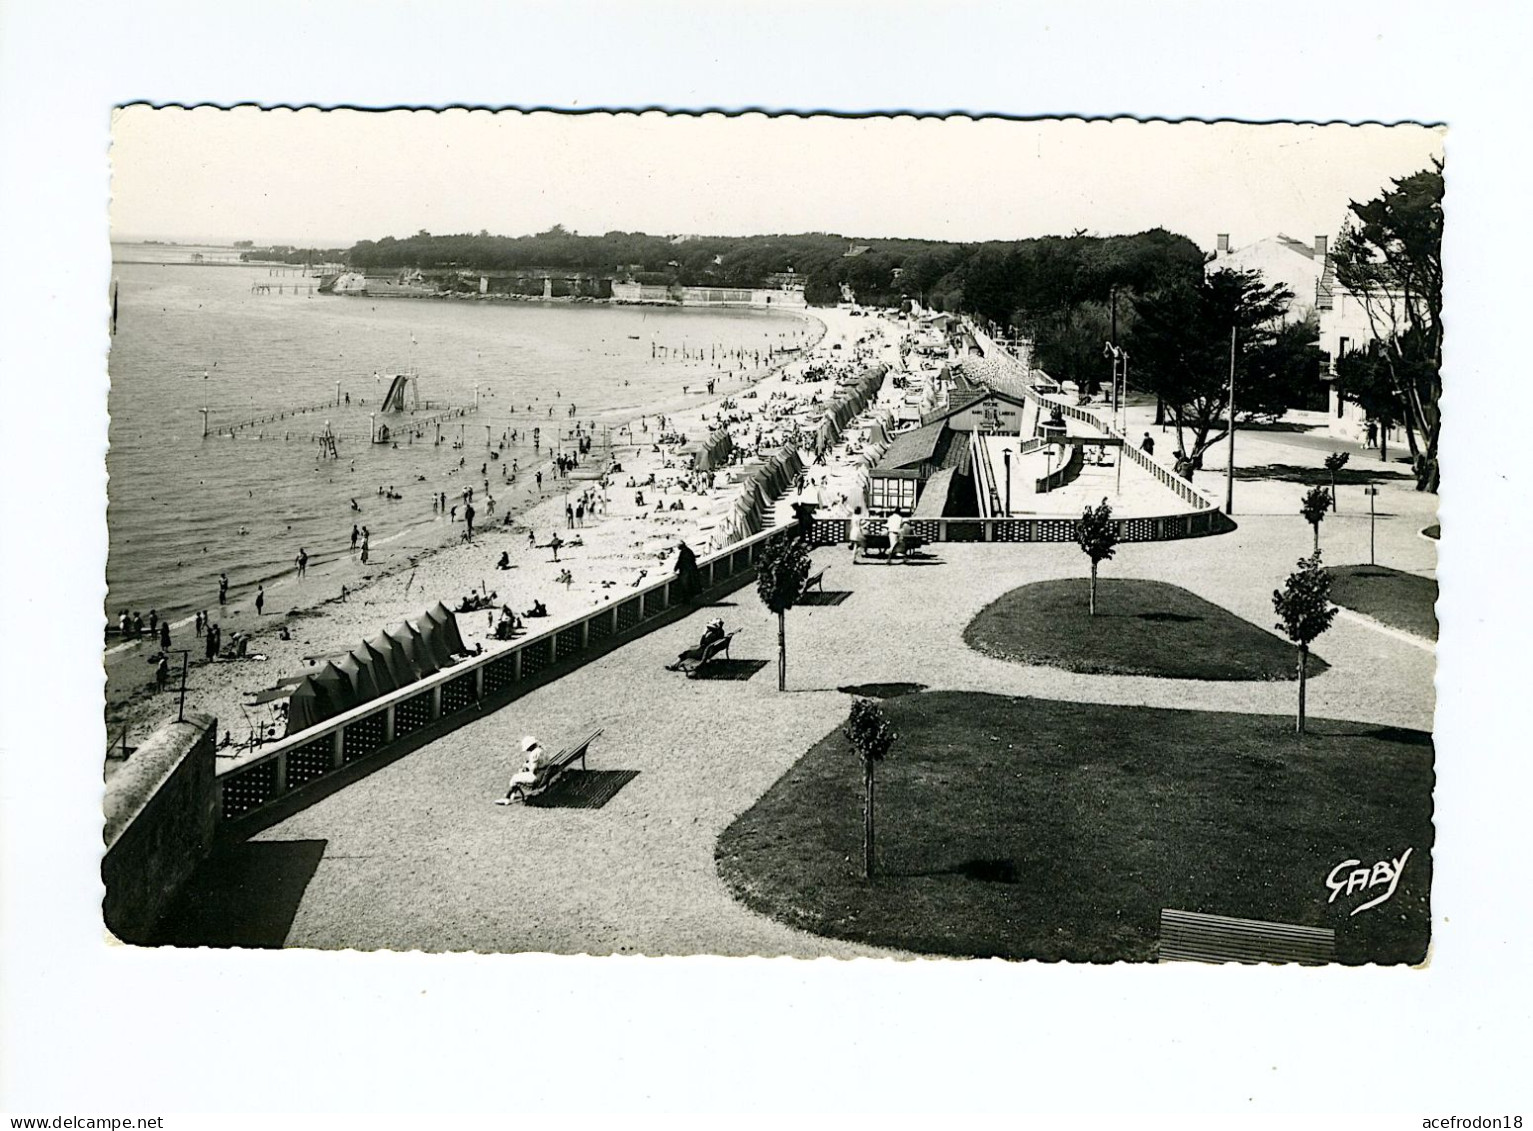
[239,245,349,265]
[342,225,1207,388]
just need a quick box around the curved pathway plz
[232,418,1434,954]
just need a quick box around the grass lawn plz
[1326,565,1438,641]
[963,578,1325,681]
[716,692,1433,964]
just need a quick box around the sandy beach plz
[104,305,911,755]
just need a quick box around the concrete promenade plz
[181,414,1436,954]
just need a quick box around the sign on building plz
[949,395,1025,434]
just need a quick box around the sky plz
[109,108,1443,252]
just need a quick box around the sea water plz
[106,246,812,628]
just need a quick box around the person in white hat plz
[497,736,545,803]
[667,617,727,673]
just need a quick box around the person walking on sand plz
[464,502,475,539]
[255,585,265,615]
[295,547,308,577]
[218,573,228,605]
[351,525,360,551]
[159,619,171,651]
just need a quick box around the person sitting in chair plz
[497,736,545,803]
[667,617,726,672]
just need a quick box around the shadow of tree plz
[837,681,929,698]
[1234,463,1412,486]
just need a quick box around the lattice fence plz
[285,738,333,788]
[482,652,517,695]
[440,671,478,716]
[392,690,434,739]
[221,760,276,819]
[341,711,387,763]
[616,597,641,632]
[554,626,583,662]
[519,638,552,680]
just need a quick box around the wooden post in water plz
[200,408,209,438]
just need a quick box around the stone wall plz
[102,713,219,943]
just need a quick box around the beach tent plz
[337,649,384,706]
[695,427,735,472]
[366,631,416,689]
[355,641,400,696]
[410,615,452,670]
[313,661,358,717]
[427,602,468,656]
[285,674,340,736]
[386,622,439,681]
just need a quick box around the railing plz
[215,525,782,823]
[809,506,1231,547]
[1035,442,1084,493]
[971,321,1225,514]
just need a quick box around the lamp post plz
[1002,447,1013,516]
[1224,325,1237,516]
[1102,342,1129,434]
[1366,485,1380,565]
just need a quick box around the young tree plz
[844,698,897,881]
[1130,268,1319,463]
[1300,485,1331,552]
[1324,451,1350,511]
[755,533,810,691]
[1272,552,1338,734]
[1330,162,1443,492]
[1075,497,1119,616]
[1333,344,1401,464]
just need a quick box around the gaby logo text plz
[1326,849,1413,916]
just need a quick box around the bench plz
[1158,908,1336,965]
[865,532,924,559]
[801,567,828,596]
[684,631,738,678]
[497,727,604,804]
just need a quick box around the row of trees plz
[330,165,1441,490]
[1329,162,1444,491]
[756,490,1339,882]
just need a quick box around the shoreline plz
[104,309,836,744]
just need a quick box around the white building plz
[1208,232,1330,322]
[1210,232,1410,444]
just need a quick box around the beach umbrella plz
[427,602,468,655]
[337,649,383,706]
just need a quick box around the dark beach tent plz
[339,648,384,705]
[285,674,337,736]
[410,616,452,670]
[313,661,357,717]
[386,623,438,681]
[356,639,400,696]
[367,631,416,689]
[427,603,467,655]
